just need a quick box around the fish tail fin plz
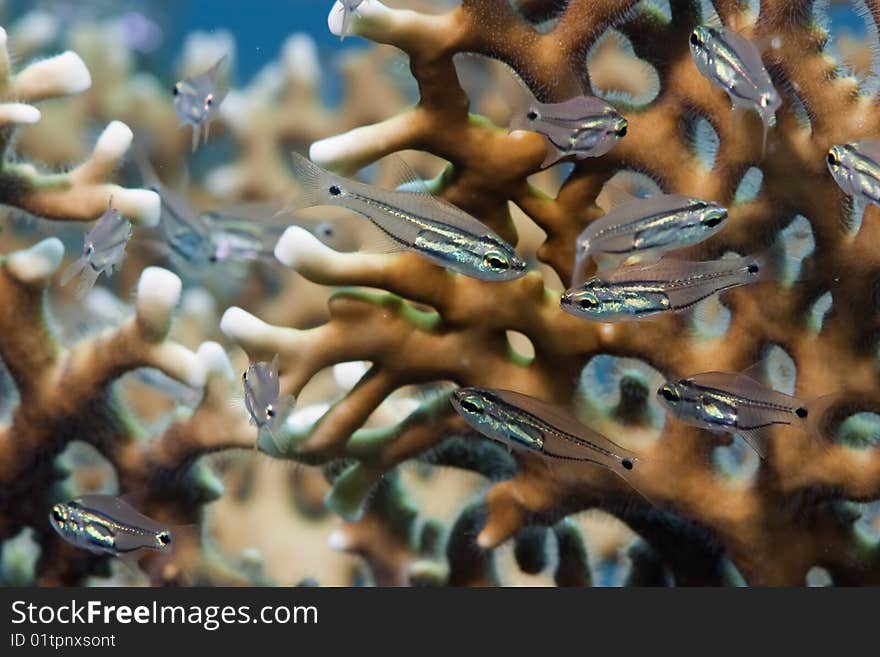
[615,453,661,510]
[800,392,840,447]
[737,428,770,459]
[74,266,102,299]
[289,152,338,209]
[753,240,804,287]
[59,256,86,287]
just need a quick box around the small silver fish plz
[451,387,646,495]
[561,252,772,322]
[243,355,294,440]
[573,189,727,283]
[173,54,228,152]
[289,153,528,281]
[140,157,283,275]
[827,140,880,224]
[337,0,365,41]
[689,25,781,153]
[657,371,827,458]
[509,94,628,168]
[49,495,172,558]
[60,198,132,297]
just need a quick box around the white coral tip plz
[137,267,182,322]
[326,529,350,551]
[219,306,266,342]
[94,120,133,161]
[333,361,369,390]
[115,188,161,227]
[196,341,235,380]
[0,103,40,125]
[6,237,64,283]
[282,33,319,84]
[54,51,92,94]
[275,226,327,267]
[204,164,240,198]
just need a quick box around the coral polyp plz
[2,0,880,587]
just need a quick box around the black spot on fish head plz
[795,407,808,419]
[748,263,760,274]
[621,458,634,470]
[329,185,342,196]
[157,531,172,547]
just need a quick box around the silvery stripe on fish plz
[451,387,638,474]
[509,94,627,167]
[289,153,527,281]
[657,371,811,458]
[49,495,172,557]
[561,253,766,321]
[689,25,780,152]
[828,140,880,212]
[573,193,727,282]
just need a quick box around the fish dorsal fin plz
[596,171,663,213]
[208,54,229,81]
[384,156,434,196]
[76,494,166,535]
[855,139,880,164]
[738,360,769,385]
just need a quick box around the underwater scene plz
[1,0,879,588]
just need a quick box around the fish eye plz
[85,244,95,255]
[795,407,808,419]
[578,295,599,310]
[616,125,628,137]
[51,507,64,523]
[526,110,538,121]
[747,263,760,274]
[621,458,634,470]
[459,396,484,415]
[157,531,171,546]
[266,407,276,418]
[484,253,510,271]
[702,214,724,228]
[827,151,838,167]
[660,385,681,403]
[208,254,218,263]
[690,31,702,46]
[242,371,248,381]
[172,84,179,96]
[329,185,342,196]
[205,94,214,106]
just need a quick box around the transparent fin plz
[737,428,770,459]
[289,152,337,209]
[59,256,87,287]
[74,266,102,299]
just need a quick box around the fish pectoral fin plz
[357,221,407,254]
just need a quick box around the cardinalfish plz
[827,140,880,227]
[561,251,776,322]
[508,92,628,168]
[138,156,290,276]
[49,495,173,559]
[657,370,833,458]
[288,153,527,281]
[451,387,650,500]
[60,198,132,298]
[573,183,727,284]
[689,25,781,153]
[243,356,295,449]
[173,54,228,151]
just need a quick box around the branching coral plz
[0,27,159,225]
[220,0,880,586]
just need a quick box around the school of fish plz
[46,10,864,559]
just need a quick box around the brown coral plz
[222,0,880,586]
